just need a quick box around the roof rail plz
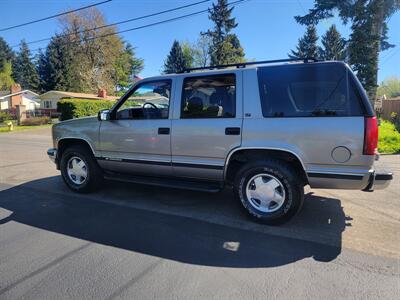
[180,57,319,73]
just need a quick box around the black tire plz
[60,145,103,193]
[234,159,304,225]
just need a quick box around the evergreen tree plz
[205,0,245,65]
[37,50,51,93]
[289,25,319,59]
[319,25,346,61]
[0,37,14,71]
[163,40,188,73]
[12,40,39,91]
[294,0,400,98]
[112,42,144,90]
[0,61,14,90]
[37,35,78,92]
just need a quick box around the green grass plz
[0,124,52,133]
[378,120,400,154]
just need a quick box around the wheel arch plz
[56,138,96,169]
[224,147,308,185]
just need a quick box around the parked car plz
[48,58,393,224]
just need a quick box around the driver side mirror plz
[98,109,110,121]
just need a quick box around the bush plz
[390,112,400,132]
[378,120,400,154]
[57,98,115,121]
[20,116,50,126]
[0,111,13,122]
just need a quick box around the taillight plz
[363,116,378,155]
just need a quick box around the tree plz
[319,25,346,61]
[192,35,211,67]
[53,7,143,94]
[294,0,400,98]
[0,37,14,71]
[289,25,319,59]
[377,77,400,98]
[181,41,194,68]
[0,61,14,90]
[163,40,189,73]
[12,40,40,91]
[204,0,245,65]
[112,42,144,91]
[37,34,78,93]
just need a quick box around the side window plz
[258,64,363,117]
[181,74,236,118]
[116,80,171,120]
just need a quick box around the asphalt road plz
[0,128,399,300]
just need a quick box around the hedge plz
[57,98,116,121]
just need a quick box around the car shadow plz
[0,176,351,268]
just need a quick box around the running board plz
[103,173,223,193]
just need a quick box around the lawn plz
[0,124,53,133]
[378,120,400,154]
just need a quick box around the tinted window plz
[181,74,236,118]
[116,80,171,120]
[258,64,363,117]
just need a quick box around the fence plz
[376,100,400,120]
[2,108,60,121]
[25,109,60,118]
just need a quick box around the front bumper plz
[47,148,57,164]
[363,171,393,191]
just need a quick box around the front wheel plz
[60,145,102,193]
[234,160,304,225]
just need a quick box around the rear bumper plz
[307,168,393,190]
[363,171,393,191]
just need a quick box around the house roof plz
[0,90,39,99]
[39,90,119,101]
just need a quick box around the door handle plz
[158,127,170,135]
[225,127,241,135]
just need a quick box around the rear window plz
[258,63,364,117]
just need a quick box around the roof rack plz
[180,57,319,73]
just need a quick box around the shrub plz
[57,98,115,121]
[0,111,13,122]
[21,116,50,126]
[390,112,400,132]
[378,120,400,154]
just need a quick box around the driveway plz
[0,128,399,299]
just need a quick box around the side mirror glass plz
[98,109,110,121]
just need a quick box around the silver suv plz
[47,58,393,224]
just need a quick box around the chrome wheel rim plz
[66,156,88,185]
[245,173,286,213]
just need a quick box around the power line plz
[0,0,112,32]
[12,0,211,48]
[30,0,247,53]
[381,46,399,65]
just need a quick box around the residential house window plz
[44,100,52,109]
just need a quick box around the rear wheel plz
[234,160,304,224]
[60,145,102,193]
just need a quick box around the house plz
[0,84,40,111]
[39,89,119,111]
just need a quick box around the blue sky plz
[0,0,399,82]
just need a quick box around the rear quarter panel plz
[241,68,374,189]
